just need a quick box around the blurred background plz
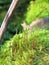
[0,0,49,43]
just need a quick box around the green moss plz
[0,29,49,65]
[25,0,49,24]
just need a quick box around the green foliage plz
[0,29,49,65]
[0,0,49,42]
[25,0,49,24]
[0,0,49,64]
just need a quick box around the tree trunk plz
[0,0,19,42]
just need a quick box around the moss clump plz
[0,29,49,65]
